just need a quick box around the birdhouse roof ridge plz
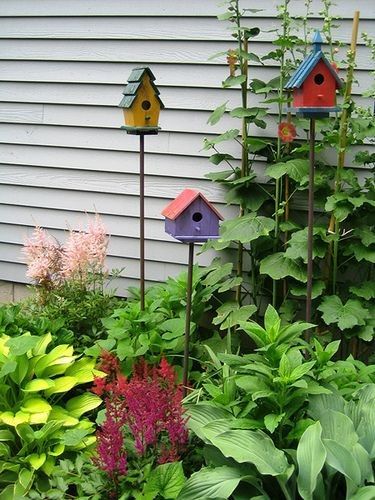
[285,37,343,90]
[161,188,224,221]
[119,66,165,109]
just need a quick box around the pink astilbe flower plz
[62,214,108,280]
[23,226,62,287]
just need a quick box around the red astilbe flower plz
[92,354,189,480]
[278,121,297,143]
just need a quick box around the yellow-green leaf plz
[23,379,55,392]
[28,453,46,470]
[44,376,77,396]
[65,393,102,418]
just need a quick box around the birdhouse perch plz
[285,31,343,118]
[119,67,164,134]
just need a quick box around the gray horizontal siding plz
[0,0,373,294]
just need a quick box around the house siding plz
[0,0,373,295]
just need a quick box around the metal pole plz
[182,242,194,397]
[139,134,145,311]
[306,118,315,323]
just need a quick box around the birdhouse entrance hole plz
[192,212,203,222]
[314,73,325,85]
[142,100,151,110]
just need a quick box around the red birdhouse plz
[285,31,343,117]
[162,189,223,243]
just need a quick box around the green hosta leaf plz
[6,335,40,356]
[0,410,29,426]
[264,413,284,433]
[184,404,232,442]
[323,439,361,485]
[28,453,46,470]
[260,253,307,283]
[219,214,275,244]
[349,281,375,300]
[350,486,375,499]
[222,75,246,87]
[318,296,370,330]
[21,398,52,414]
[65,393,102,418]
[144,461,185,499]
[0,429,15,442]
[23,379,55,392]
[32,333,52,356]
[266,159,309,183]
[177,466,245,500]
[210,430,289,476]
[0,360,17,378]
[44,376,77,396]
[297,422,326,500]
[207,102,228,125]
[48,406,79,427]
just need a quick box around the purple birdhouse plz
[162,189,223,243]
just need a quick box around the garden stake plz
[162,189,224,396]
[119,67,164,309]
[183,242,194,397]
[284,30,343,323]
[306,117,315,323]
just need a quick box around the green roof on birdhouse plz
[119,66,164,109]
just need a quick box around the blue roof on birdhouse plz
[119,66,164,109]
[285,31,343,90]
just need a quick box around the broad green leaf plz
[318,296,370,330]
[32,333,52,356]
[184,404,232,442]
[208,153,235,166]
[0,429,15,442]
[23,378,55,392]
[28,453,46,470]
[1,410,29,426]
[230,107,267,118]
[215,304,257,330]
[246,138,270,153]
[44,376,77,396]
[350,486,375,499]
[349,282,375,300]
[63,428,91,447]
[65,393,102,418]
[205,169,234,182]
[211,430,288,476]
[203,129,239,150]
[15,423,34,444]
[219,214,275,244]
[239,322,268,347]
[6,335,40,356]
[0,360,17,378]
[323,439,361,485]
[297,421,326,500]
[291,281,325,299]
[144,461,185,499]
[264,413,284,433]
[290,361,316,382]
[207,102,228,125]
[260,253,307,283]
[285,228,327,263]
[21,398,51,414]
[222,75,246,87]
[202,263,233,286]
[264,305,280,340]
[266,159,309,183]
[177,466,244,500]
[48,406,79,427]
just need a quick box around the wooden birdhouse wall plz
[293,60,337,108]
[165,199,220,242]
[124,74,161,127]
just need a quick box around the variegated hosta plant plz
[0,332,103,499]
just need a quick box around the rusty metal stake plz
[139,134,145,311]
[306,118,315,323]
[182,242,194,397]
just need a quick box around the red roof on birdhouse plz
[161,189,223,221]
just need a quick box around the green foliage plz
[0,332,102,498]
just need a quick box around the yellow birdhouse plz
[119,67,164,134]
